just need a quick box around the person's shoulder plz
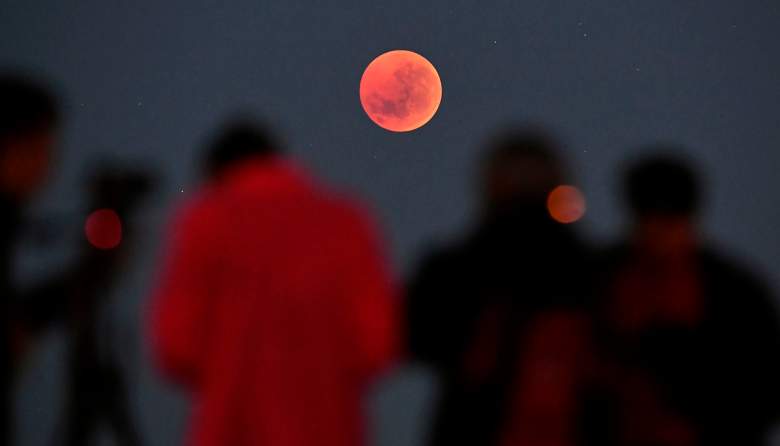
[700,246,779,331]
[167,184,225,233]
[409,237,471,284]
[315,188,381,231]
[699,246,769,293]
[422,241,466,266]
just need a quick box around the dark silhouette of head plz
[625,153,700,218]
[624,152,702,255]
[86,164,155,212]
[0,74,59,200]
[204,118,281,179]
[479,126,564,218]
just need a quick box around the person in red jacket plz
[148,119,399,446]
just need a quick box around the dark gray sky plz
[3,0,780,445]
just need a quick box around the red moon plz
[360,50,442,132]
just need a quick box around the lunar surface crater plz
[360,50,442,132]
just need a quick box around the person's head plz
[624,152,702,255]
[0,74,59,201]
[479,126,565,218]
[203,118,281,180]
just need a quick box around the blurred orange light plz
[547,185,586,224]
[85,208,122,249]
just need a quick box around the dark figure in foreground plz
[149,120,398,446]
[1,74,147,446]
[0,75,58,445]
[57,167,152,446]
[591,154,780,446]
[407,129,594,446]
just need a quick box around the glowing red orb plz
[359,50,442,132]
[547,185,586,224]
[85,208,122,249]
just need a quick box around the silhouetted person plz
[0,74,59,445]
[1,74,147,446]
[148,119,398,446]
[407,128,594,446]
[53,166,152,446]
[591,153,780,446]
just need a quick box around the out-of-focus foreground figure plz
[591,153,780,446]
[56,166,152,446]
[407,128,594,446]
[0,74,58,445]
[148,120,399,446]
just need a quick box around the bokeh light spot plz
[547,185,586,224]
[85,208,122,249]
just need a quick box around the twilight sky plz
[2,1,779,445]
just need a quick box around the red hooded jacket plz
[149,158,398,446]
